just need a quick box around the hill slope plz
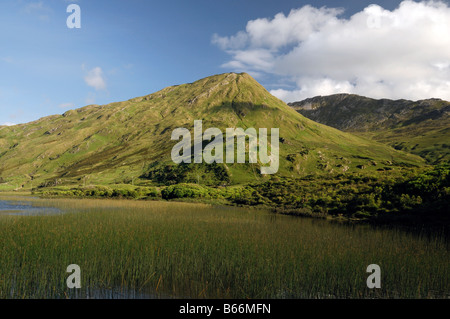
[289,94,450,164]
[0,74,424,190]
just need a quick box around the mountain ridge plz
[289,93,450,163]
[0,73,424,190]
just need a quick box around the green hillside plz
[0,73,424,191]
[289,94,450,164]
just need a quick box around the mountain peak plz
[0,73,424,188]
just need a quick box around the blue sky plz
[1,0,449,125]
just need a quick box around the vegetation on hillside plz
[37,164,449,229]
[0,73,424,191]
[289,94,450,164]
[1,73,447,227]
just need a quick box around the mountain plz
[0,73,424,190]
[289,94,450,164]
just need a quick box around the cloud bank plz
[213,1,450,102]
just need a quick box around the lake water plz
[0,197,62,216]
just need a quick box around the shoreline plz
[2,190,448,237]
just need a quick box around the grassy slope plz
[0,73,424,191]
[358,122,450,164]
[290,94,450,164]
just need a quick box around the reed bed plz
[0,197,448,299]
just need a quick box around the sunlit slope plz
[0,73,424,189]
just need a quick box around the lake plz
[0,195,448,299]
[0,196,62,216]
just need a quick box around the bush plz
[161,184,211,200]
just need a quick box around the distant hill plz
[0,74,424,190]
[289,94,450,164]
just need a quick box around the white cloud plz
[271,78,355,102]
[84,67,107,91]
[1,122,16,126]
[213,1,450,102]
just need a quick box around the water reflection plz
[0,199,62,216]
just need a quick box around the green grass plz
[291,93,450,164]
[0,73,425,191]
[33,164,449,228]
[0,196,448,299]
